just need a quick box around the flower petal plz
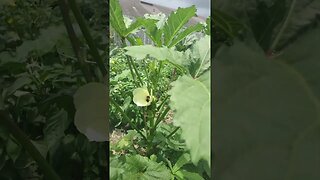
[133,88,150,106]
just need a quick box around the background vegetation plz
[0,0,107,179]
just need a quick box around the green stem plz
[109,98,147,141]
[157,95,169,111]
[0,110,61,180]
[166,127,180,139]
[143,107,148,138]
[269,0,297,51]
[129,56,144,86]
[58,0,93,82]
[120,37,142,87]
[67,0,108,77]
[127,56,138,86]
[150,106,170,137]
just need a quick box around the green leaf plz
[168,23,203,48]
[164,6,197,46]
[212,9,246,38]
[73,82,108,142]
[1,25,67,62]
[172,153,191,173]
[248,0,287,50]
[276,26,320,100]
[44,109,70,150]
[168,71,210,167]
[31,140,48,158]
[275,0,320,49]
[110,157,125,180]
[110,0,127,37]
[186,35,210,78]
[142,19,163,46]
[124,45,186,67]
[3,76,32,98]
[124,18,144,37]
[6,136,21,163]
[213,40,320,179]
[285,125,320,179]
[122,155,172,180]
[175,169,205,180]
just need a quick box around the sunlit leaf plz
[169,71,210,167]
[164,6,197,46]
[110,0,127,37]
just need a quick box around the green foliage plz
[110,1,210,179]
[109,0,143,37]
[0,0,107,179]
[163,6,197,46]
[110,154,171,180]
[44,109,70,150]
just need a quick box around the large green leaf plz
[163,6,197,46]
[213,40,320,179]
[276,26,320,100]
[185,35,210,78]
[122,155,172,180]
[286,124,320,179]
[124,45,186,67]
[142,19,163,47]
[124,17,144,37]
[168,23,203,48]
[109,0,127,37]
[168,71,210,167]
[73,82,108,142]
[110,155,171,180]
[275,0,320,49]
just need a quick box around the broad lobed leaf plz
[169,71,210,167]
[213,40,320,179]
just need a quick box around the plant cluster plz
[0,0,108,179]
[109,0,211,179]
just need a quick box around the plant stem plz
[150,106,170,137]
[67,0,108,77]
[129,56,144,86]
[58,0,93,82]
[109,98,147,141]
[269,0,297,51]
[120,37,142,87]
[0,110,61,180]
[166,127,180,139]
